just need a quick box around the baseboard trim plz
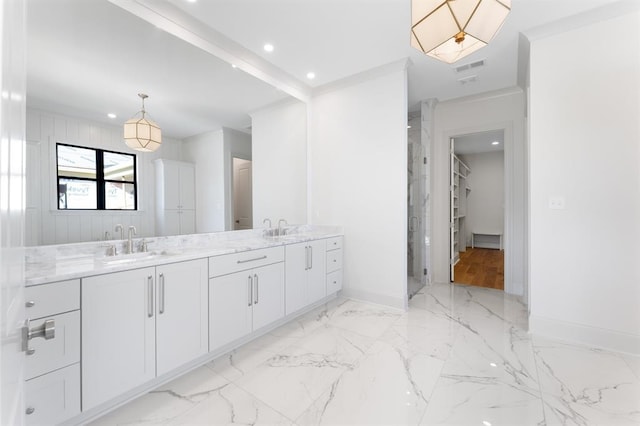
[529,314,640,356]
[341,288,407,310]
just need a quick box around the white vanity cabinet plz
[209,247,285,352]
[326,236,344,294]
[285,240,327,315]
[82,258,208,411]
[24,279,81,426]
[155,159,196,236]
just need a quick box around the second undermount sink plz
[97,251,165,266]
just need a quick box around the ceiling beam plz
[108,0,312,103]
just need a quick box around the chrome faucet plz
[115,224,124,240]
[263,218,272,228]
[277,219,288,236]
[126,226,137,254]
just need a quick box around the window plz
[56,143,137,210]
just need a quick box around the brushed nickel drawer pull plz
[237,255,267,264]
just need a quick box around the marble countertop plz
[25,225,343,286]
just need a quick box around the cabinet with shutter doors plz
[24,279,81,426]
[155,159,196,236]
[326,236,343,294]
[82,258,208,410]
[209,247,285,352]
[285,240,326,315]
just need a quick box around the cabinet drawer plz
[326,270,343,294]
[26,311,80,381]
[25,363,80,426]
[209,246,284,277]
[326,249,343,273]
[25,279,80,319]
[326,236,343,251]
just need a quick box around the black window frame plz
[56,143,138,211]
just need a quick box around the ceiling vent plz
[453,59,486,73]
[458,75,478,85]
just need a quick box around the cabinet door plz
[163,161,181,209]
[26,311,80,380]
[159,209,181,237]
[252,262,285,331]
[307,240,327,304]
[25,364,80,426]
[209,271,252,351]
[156,259,208,376]
[285,243,307,315]
[179,209,196,235]
[82,267,156,411]
[179,163,196,210]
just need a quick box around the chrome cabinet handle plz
[237,255,267,264]
[304,246,308,270]
[247,275,253,307]
[159,273,165,314]
[26,407,35,415]
[310,246,313,269]
[148,275,154,318]
[25,300,35,308]
[254,274,259,304]
[21,318,55,354]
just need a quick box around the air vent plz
[453,59,486,73]
[458,75,478,85]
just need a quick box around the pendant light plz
[123,93,162,152]
[411,0,511,64]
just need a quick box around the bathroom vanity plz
[23,226,343,425]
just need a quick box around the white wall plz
[25,108,183,245]
[433,88,526,297]
[463,151,505,246]
[250,99,307,227]
[182,129,225,232]
[528,8,640,354]
[309,61,409,309]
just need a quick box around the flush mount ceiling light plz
[411,0,511,64]
[123,93,162,152]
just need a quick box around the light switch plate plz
[548,196,565,210]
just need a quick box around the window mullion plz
[96,149,105,210]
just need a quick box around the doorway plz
[232,157,252,230]
[450,130,505,290]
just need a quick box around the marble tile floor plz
[91,283,640,426]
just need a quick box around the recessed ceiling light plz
[107,113,117,119]
[491,141,500,145]
[231,64,237,69]
[186,0,197,3]
[263,43,274,53]
[306,72,316,80]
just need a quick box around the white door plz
[156,259,208,376]
[450,138,456,282]
[1,0,27,422]
[82,268,156,410]
[233,158,253,230]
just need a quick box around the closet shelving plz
[451,155,470,265]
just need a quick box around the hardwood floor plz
[454,247,504,290]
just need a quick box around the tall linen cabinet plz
[154,159,196,236]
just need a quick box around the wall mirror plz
[26,0,291,245]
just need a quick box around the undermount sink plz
[97,251,165,266]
